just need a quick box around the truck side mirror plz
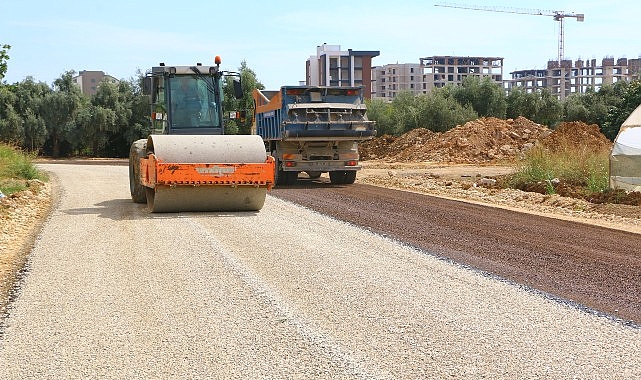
[233,78,243,99]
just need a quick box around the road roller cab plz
[129,59,275,212]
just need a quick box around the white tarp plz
[610,103,641,191]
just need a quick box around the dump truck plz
[253,86,376,185]
[129,58,275,212]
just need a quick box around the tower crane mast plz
[434,2,584,63]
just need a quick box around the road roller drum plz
[136,135,274,213]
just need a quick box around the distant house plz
[72,70,119,96]
[372,63,423,99]
[306,44,380,99]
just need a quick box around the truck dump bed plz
[253,86,376,141]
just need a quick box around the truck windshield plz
[169,76,221,129]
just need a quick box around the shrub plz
[0,143,47,195]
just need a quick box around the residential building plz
[306,44,380,99]
[420,56,504,91]
[506,57,641,99]
[73,70,118,96]
[373,63,423,99]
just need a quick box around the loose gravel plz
[0,164,640,379]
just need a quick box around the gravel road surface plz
[0,164,640,379]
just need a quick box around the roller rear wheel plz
[129,139,147,203]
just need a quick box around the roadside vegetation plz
[505,142,641,206]
[0,143,47,196]
[0,44,262,158]
[507,143,609,195]
[367,76,640,141]
[365,76,641,204]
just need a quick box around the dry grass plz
[508,141,610,194]
[0,144,47,195]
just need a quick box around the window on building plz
[410,67,414,73]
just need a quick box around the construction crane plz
[434,2,584,63]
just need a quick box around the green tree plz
[506,87,538,120]
[603,79,641,140]
[13,77,51,151]
[506,87,562,127]
[40,71,84,157]
[535,88,563,127]
[124,75,153,145]
[365,98,395,135]
[223,60,264,135]
[563,82,628,134]
[366,90,477,135]
[391,91,423,133]
[0,103,23,143]
[108,75,151,157]
[0,44,10,81]
[80,105,116,155]
[22,108,47,151]
[452,76,506,118]
[424,88,477,132]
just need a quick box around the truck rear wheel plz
[274,152,298,186]
[329,170,357,185]
[129,139,148,203]
[273,152,285,186]
[329,170,345,184]
[343,170,357,184]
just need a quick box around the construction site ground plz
[2,116,641,325]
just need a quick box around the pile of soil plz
[359,117,641,206]
[540,121,613,153]
[361,117,552,163]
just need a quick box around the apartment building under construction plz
[420,55,504,90]
[506,57,641,99]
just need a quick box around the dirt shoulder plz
[357,161,641,234]
[0,177,55,316]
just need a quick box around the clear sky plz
[2,0,641,89]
